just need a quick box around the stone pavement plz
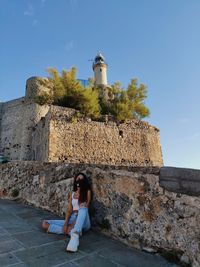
[0,199,178,267]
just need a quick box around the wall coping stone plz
[0,161,161,175]
[160,166,200,196]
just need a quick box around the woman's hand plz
[79,202,87,208]
[62,223,68,234]
[63,192,73,234]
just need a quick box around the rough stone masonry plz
[0,77,163,166]
[0,162,200,267]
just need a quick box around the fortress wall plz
[0,76,163,164]
[19,77,51,160]
[32,113,50,161]
[0,98,25,159]
[0,162,199,266]
[19,101,49,160]
[0,98,49,160]
[0,77,51,160]
[32,106,77,162]
[46,106,163,166]
[0,101,163,165]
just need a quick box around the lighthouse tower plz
[93,52,108,86]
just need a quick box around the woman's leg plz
[65,213,77,235]
[70,207,91,235]
[66,222,76,235]
[42,220,65,234]
[66,208,91,252]
[42,213,78,235]
[82,208,91,231]
[42,221,50,231]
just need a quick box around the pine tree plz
[47,67,100,119]
[35,66,150,122]
[80,88,100,119]
[47,68,65,104]
[127,79,150,119]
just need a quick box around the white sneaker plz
[66,233,79,252]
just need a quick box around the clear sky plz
[1,0,200,169]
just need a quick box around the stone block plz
[0,240,24,254]
[13,230,66,247]
[75,253,117,267]
[14,240,84,267]
[97,242,174,267]
[0,253,21,266]
[160,166,200,196]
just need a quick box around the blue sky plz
[1,0,200,169]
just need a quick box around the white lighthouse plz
[93,52,108,86]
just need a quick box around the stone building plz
[0,54,163,166]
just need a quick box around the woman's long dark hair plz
[73,173,91,203]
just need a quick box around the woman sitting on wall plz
[42,173,91,252]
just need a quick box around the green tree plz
[40,67,101,119]
[47,68,65,104]
[35,91,53,105]
[126,79,150,119]
[98,79,150,121]
[35,66,150,122]
[80,88,100,119]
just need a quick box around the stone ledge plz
[160,166,200,196]
[0,161,161,175]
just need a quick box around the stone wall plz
[160,167,200,196]
[0,77,50,160]
[25,76,51,100]
[32,114,50,161]
[0,77,163,166]
[0,98,49,160]
[0,98,25,159]
[0,162,199,266]
[19,101,49,160]
[38,106,163,166]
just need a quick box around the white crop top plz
[72,192,79,211]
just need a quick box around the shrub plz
[35,67,150,122]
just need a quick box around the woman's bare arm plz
[62,193,73,232]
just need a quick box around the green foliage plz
[36,67,100,119]
[71,111,81,124]
[99,79,150,121]
[36,66,150,122]
[35,92,53,105]
[126,79,150,119]
[47,68,65,103]
[50,67,100,119]
[80,88,100,119]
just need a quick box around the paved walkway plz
[0,199,178,267]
